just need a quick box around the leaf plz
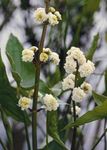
[0,53,30,123]
[92,91,107,105]
[39,80,52,95]
[6,34,35,88]
[63,101,107,130]
[47,111,67,150]
[86,33,99,60]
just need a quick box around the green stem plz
[91,128,107,150]
[32,1,50,150]
[0,138,7,150]
[0,106,14,150]
[71,61,79,150]
[24,112,31,150]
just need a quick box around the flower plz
[49,7,56,13]
[71,106,81,115]
[40,52,49,62]
[49,52,60,65]
[34,8,48,23]
[48,12,59,26]
[54,11,62,20]
[81,82,92,94]
[43,94,59,111]
[22,49,34,62]
[62,74,75,90]
[79,60,95,77]
[43,48,51,54]
[72,87,86,102]
[30,46,38,52]
[64,57,76,74]
[67,47,86,65]
[18,97,32,110]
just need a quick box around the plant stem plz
[32,1,50,150]
[46,114,48,150]
[0,107,14,150]
[91,128,107,150]
[0,138,7,150]
[71,61,79,150]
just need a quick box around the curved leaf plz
[63,101,107,130]
[47,111,67,150]
[92,91,107,105]
[6,34,35,88]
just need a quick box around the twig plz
[32,1,50,149]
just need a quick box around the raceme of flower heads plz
[18,97,32,110]
[34,7,62,26]
[43,94,59,111]
[22,47,60,65]
[62,46,95,102]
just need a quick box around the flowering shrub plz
[0,0,107,150]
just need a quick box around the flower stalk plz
[32,0,50,149]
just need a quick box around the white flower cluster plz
[22,46,60,65]
[62,46,94,102]
[43,94,59,111]
[40,48,60,65]
[64,46,95,77]
[22,46,38,62]
[18,97,32,110]
[34,7,62,26]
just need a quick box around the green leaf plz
[6,33,35,88]
[39,80,52,95]
[47,111,67,150]
[0,53,30,123]
[86,33,99,60]
[63,101,107,130]
[92,91,107,105]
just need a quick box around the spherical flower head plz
[49,7,56,13]
[34,8,48,23]
[67,47,86,65]
[62,74,75,90]
[72,87,86,102]
[54,11,62,20]
[79,60,95,77]
[49,52,60,65]
[48,12,59,26]
[40,52,49,62]
[22,49,34,62]
[71,106,81,115]
[43,94,59,111]
[30,46,38,52]
[64,57,76,74]
[81,82,92,94]
[18,97,32,110]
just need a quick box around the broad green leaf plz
[92,91,107,105]
[83,0,100,14]
[47,111,67,150]
[86,33,99,60]
[39,80,52,95]
[0,54,30,123]
[6,34,35,88]
[63,101,107,130]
